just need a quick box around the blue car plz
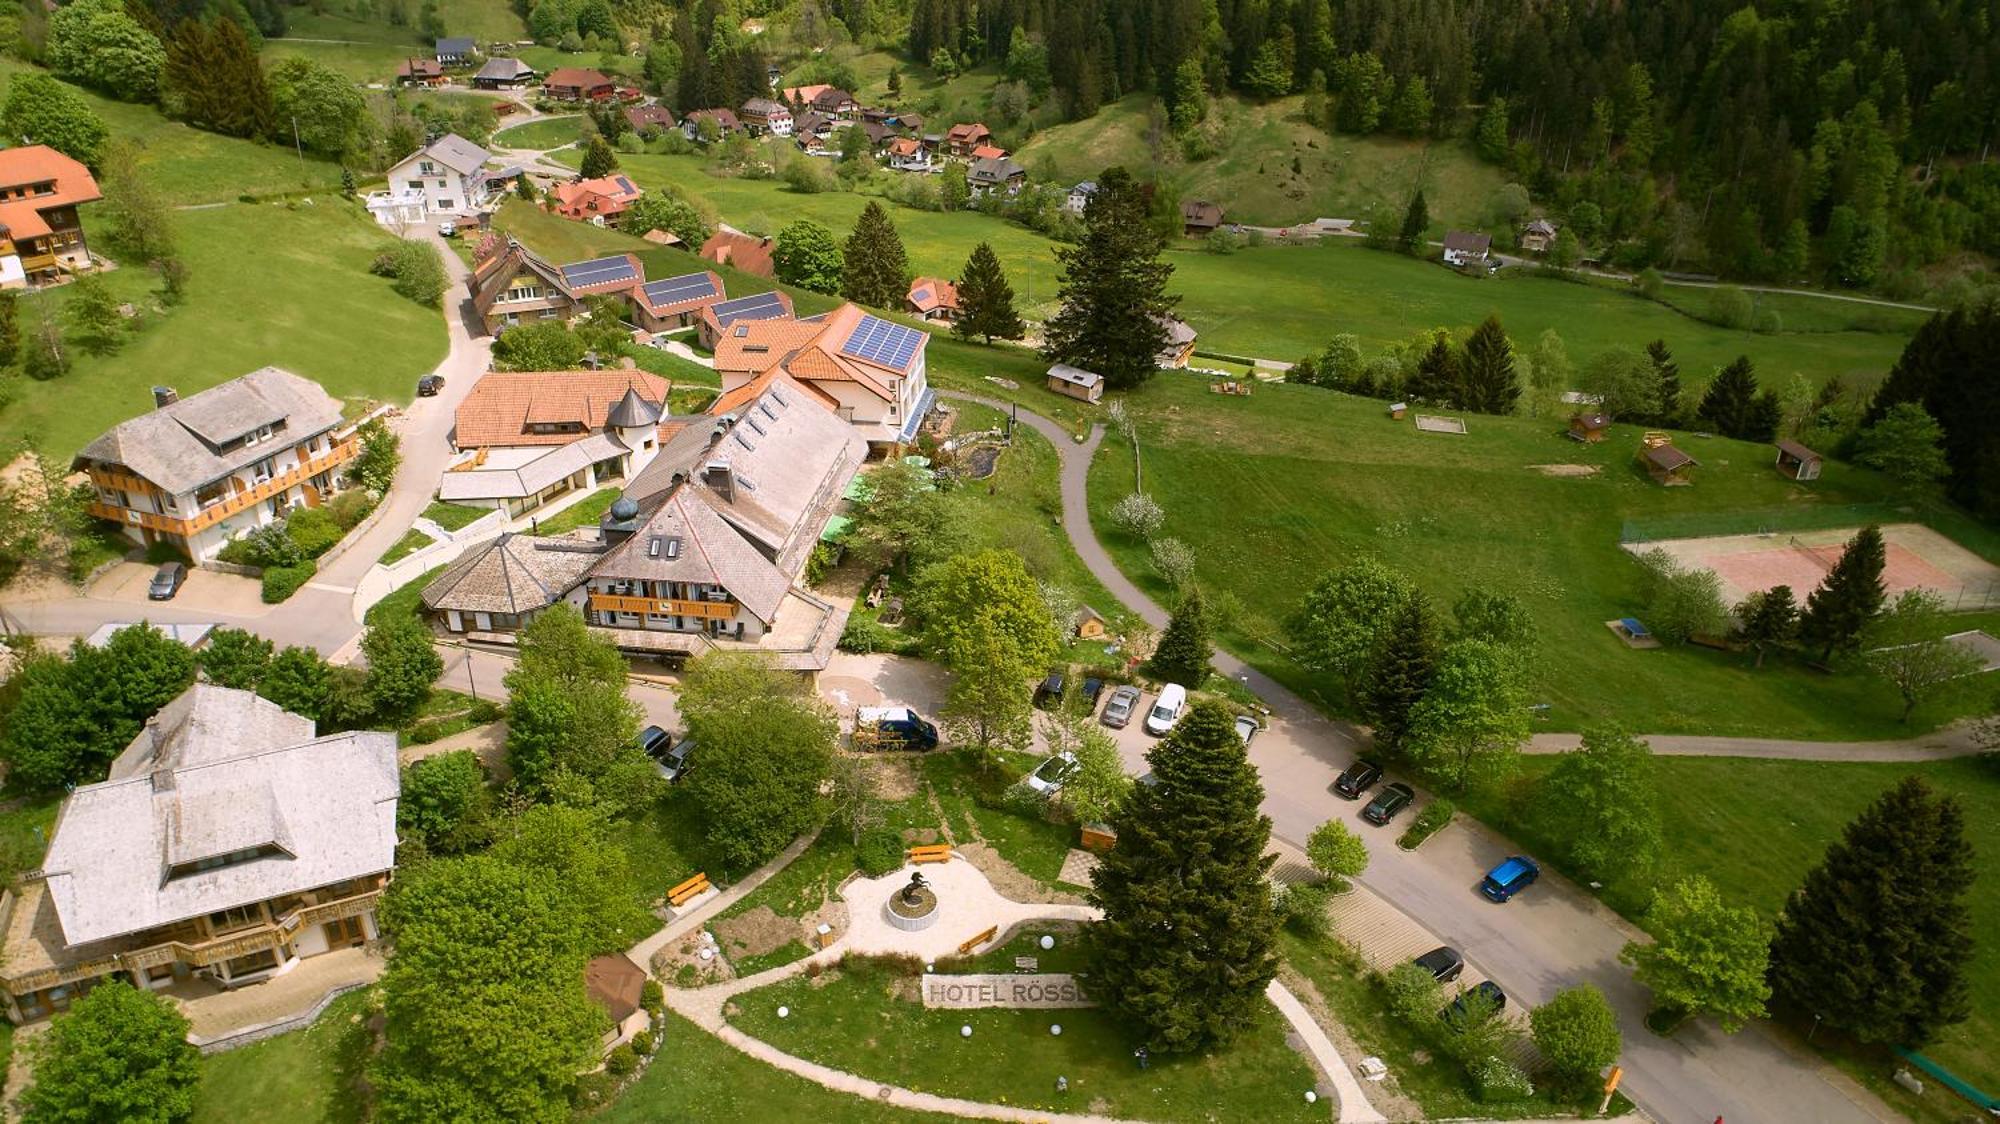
[1480,856,1540,902]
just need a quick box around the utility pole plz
[292,117,307,184]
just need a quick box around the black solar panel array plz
[561,255,638,290]
[712,291,788,326]
[839,315,923,369]
[642,272,721,308]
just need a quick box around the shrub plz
[1382,961,1443,1026]
[1708,285,1754,330]
[286,507,343,557]
[639,979,663,1013]
[1110,492,1165,539]
[1398,797,1455,849]
[837,613,920,655]
[1471,1055,1534,1103]
[856,826,904,876]
[386,240,448,307]
[261,560,316,603]
[1753,308,1783,334]
[1530,984,1622,1091]
[631,1029,655,1055]
[572,1071,617,1108]
[328,489,373,530]
[605,1043,638,1076]
[1149,536,1196,589]
[1276,880,1330,937]
[1635,267,1663,299]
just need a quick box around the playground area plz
[1627,523,2000,610]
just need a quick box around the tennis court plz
[1625,523,2000,609]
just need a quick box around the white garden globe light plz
[777,1006,790,1019]
[1040,935,1055,950]
[1050,1024,1063,1036]
[961,1025,973,1038]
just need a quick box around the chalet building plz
[468,240,587,332]
[884,136,931,171]
[712,303,933,454]
[627,270,726,332]
[1181,199,1224,237]
[73,369,360,561]
[1047,364,1104,403]
[1155,315,1198,368]
[473,57,536,89]
[395,57,447,86]
[441,368,672,518]
[1442,231,1493,267]
[422,531,605,633]
[551,174,643,226]
[696,290,794,348]
[968,156,1026,197]
[682,109,742,140]
[434,36,478,65]
[1064,180,1097,216]
[906,277,959,322]
[782,85,858,118]
[0,145,101,289]
[368,134,493,227]
[0,685,397,1023]
[1520,219,1558,254]
[739,97,794,136]
[944,122,992,156]
[698,224,776,279]
[624,105,678,134]
[543,67,614,102]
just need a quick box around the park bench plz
[906,843,953,864]
[667,872,712,909]
[958,925,999,955]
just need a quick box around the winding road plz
[943,391,1903,1124]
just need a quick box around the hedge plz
[261,561,316,603]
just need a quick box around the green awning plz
[843,476,874,502]
[820,514,853,543]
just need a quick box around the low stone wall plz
[190,981,370,1055]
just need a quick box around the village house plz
[0,684,397,1023]
[1181,199,1224,237]
[969,143,1008,162]
[421,531,606,634]
[696,290,794,348]
[906,277,959,322]
[440,367,672,519]
[712,303,933,453]
[543,67,614,102]
[1442,230,1493,267]
[434,36,478,65]
[1156,315,1197,368]
[944,122,992,157]
[73,369,361,561]
[551,174,644,227]
[367,133,493,227]
[782,85,858,119]
[968,156,1026,197]
[394,57,447,86]
[1520,219,1558,254]
[1064,180,1097,216]
[1775,439,1823,482]
[586,955,652,1054]
[739,97,794,136]
[1046,363,1104,403]
[683,108,743,140]
[626,270,726,332]
[883,136,931,171]
[625,105,678,135]
[699,224,776,279]
[0,145,101,289]
[473,56,536,89]
[468,239,588,333]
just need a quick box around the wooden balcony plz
[588,592,736,620]
[85,439,358,537]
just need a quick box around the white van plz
[1144,683,1187,735]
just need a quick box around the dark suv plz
[1412,946,1465,983]
[1033,671,1067,710]
[1332,759,1384,799]
[1362,782,1416,825]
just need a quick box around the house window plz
[418,161,438,175]
[406,180,426,192]
[222,949,280,977]
[208,903,265,935]
[503,281,541,302]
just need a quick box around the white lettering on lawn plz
[921,974,1095,1009]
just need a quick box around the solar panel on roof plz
[840,315,923,369]
[713,291,786,326]
[615,176,635,193]
[641,272,720,308]
[561,255,638,289]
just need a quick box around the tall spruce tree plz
[1733,584,1798,668]
[1404,331,1459,405]
[1362,593,1439,754]
[1768,777,1975,1046]
[840,201,911,308]
[580,136,618,178]
[1460,314,1519,414]
[1086,700,1279,1052]
[1398,189,1428,253]
[207,17,274,139]
[1151,587,1213,688]
[1798,524,1888,660]
[1042,166,1175,389]
[1696,356,1761,437]
[952,241,1024,344]
[1645,339,1680,423]
[1866,307,2000,518]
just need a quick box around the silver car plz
[1234,714,1260,746]
[1100,685,1141,728]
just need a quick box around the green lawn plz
[1084,374,1996,738]
[492,115,587,151]
[421,500,490,531]
[730,955,1326,1123]
[533,486,619,535]
[364,563,449,627]
[378,527,435,565]
[262,36,424,83]
[192,988,372,1124]
[8,202,445,460]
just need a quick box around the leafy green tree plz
[1398,190,1428,253]
[1406,639,1527,791]
[1474,97,1509,162]
[1087,701,1278,1052]
[503,606,644,802]
[1768,777,1974,1046]
[619,191,712,248]
[1361,593,1440,754]
[1388,76,1431,135]
[1289,560,1417,693]
[1620,875,1770,1032]
[1168,57,1207,133]
[1050,719,1130,825]
[1798,524,1888,660]
[197,627,272,689]
[940,614,1035,760]
[268,57,370,156]
[840,201,911,308]
[1863,590,1983,721]
[492,804,649,951]
[953,242,1025,344]
[1645,339,1681,423]
[580,135,619,178]
[0,292,18,368]
[1042,166,1176,390]
[259,645,335,723]
[773,220,843,294]
[1547,227,1582,270]
[1450,587,1534,652]
[399,750,496,855]
[1530,985,1621,1092]
[939,161,971,210]
[353,417,400,493]
[1578,345,1659,421]
[1403,331,1458,404]
[1305,818,1368,889]
[1855,402,1950,499]
[1459,314,1519,414]
[491,321,585,371]
[22,980,198,1124]
[96,143,177,265]
[386,239,447,307]
[912,549,1060,672]
[1536,727,1660,887]
[1733,585,1798,667]
[46,0,164,102]
[1150,587,1213,688]
[2,73,110,166]
[844,459,967,570]
[679,651,837,870]
[361,611,440,722]
[4,625,195,790]
[61,276,124,356]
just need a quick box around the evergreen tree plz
[1042,166,1175,390]
[1361,593,1439,754]
[1798,525,1888,660]
[1398,190,1428,253]
[1733,584,1798,668]
[1866,307,2000,518]
[1150,587,1213,688]
[1768,777,1975,1046]
[206,17,274,138]
[1086,700,1279,1053]
[1403,331,1458,405]
[1459,314,1519,414]
[579,136,618,178]
[840,201,911,308]
[953,241,1024,344]
[1696,356,1761,437]
[1475,97,1509,162]
[1645,339,1680,424]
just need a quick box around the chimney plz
[702,461,734,503]
[152,386,179,409]
[150,767,175,793]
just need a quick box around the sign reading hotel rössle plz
[921,974,1094,1009]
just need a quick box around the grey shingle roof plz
[107,684,316,780]
[595,486,793,623]
[421,533,603,614]
[417,133,490,176]
[436,431,630,500]
[436,36,477,55]
[607,386,664,429]
[72,367,346,495]
[476,57,535,80]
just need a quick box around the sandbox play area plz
[1626,523,2000,609]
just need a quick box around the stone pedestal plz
[885,888,939,932]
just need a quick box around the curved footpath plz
[940,390,1905,1124]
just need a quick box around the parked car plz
[1143,683,1187,736]
[1024,752,1079,795]
[1479,856,1541,903]
[1079,677,1105,710]
[147,562,186,601]
[438,220,458,237]
[1441,981,1508,1027]
[417,374,445,397]
[1332,758,1384,799]
[1101,685,1142,728]
[1033,671,1067,710]
[1362,782,1417,825]
[1412,945,1465,984]
[855,705,940,751]
[1234,714,1260,746]
[638,726,691,783]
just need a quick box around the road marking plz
[303,582,356,595]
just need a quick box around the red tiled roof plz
[699,228,774,278]
[907,277,958,314]
[0,146,100,242]
[545,67,611,89]
[455,369,671,448]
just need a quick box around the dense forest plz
[907,0,2000,288]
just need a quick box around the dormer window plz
[168,842,291,882]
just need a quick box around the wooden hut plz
[1074,605,1107,640]
[1568,412,1611,443]
[1640,432,1697,486]
[1774,439,1822,482]
[1046,363,1104,403]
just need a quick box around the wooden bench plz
[667,873,712,908]
[958,925,998,955]
[906,843,953,864]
